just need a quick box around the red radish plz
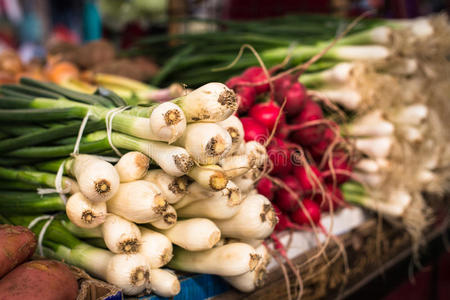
[308,127,337,159]
[298,98,324,119]
[248,101,283,132]
[275,175,302,212]
[313,183,344,212]
[226,76,256,113]
[267,137,293,175]
[275,118,290,139]
[323,152,352,184]
[273,75,307,115]
[274,75,295,101]
[279,82,307,116]
[290,115,325,146]
[290,198,321,226]
[242,67,270,94]
[241,117,269,144]
[289,100,326,146]
[236,87,257,113]
[273,205,294,232]
[293,165,323,192]
[271,233,287,257]
[257,177,276,200]
[225,76,245,89]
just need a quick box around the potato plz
[0,260,78,300]
[0,225,37,278]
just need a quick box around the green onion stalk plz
[1,78,238,144]
[0,166,78,194]
[4,131,195,177]
[0,91,174,143]
[342,182,412,218]
[91,73,185,105]
[130,14,436,86]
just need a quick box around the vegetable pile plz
[298,14,450,249]
[0,78,277,296]
[132,14,440,86]
[0,11,449,299]
[221,14,450,255]
[226,66,350,236]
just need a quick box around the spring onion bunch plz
[294,15,450,249]
[0,75,278,296]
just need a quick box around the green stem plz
[0,166,73,189]
[0,124,46,136]
[0,192,65,214]
[83,238,108,249]
[6,138,110,158]
[0,214,11,224]
[59,217,102,238]
[341,181,366,196]
[7,215,82,249]
[0,107,88,121]
[0,120,104,153]
[0,157,43,166]
[35,159,68,173]
[151,45,195,86]
[20,78,114,107]
[26,97,154,141]
[299,71,326,87]
[0,180,39,190]
[1,84,61,99]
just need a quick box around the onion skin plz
[0,225,37,278]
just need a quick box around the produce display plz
[136,13,450,251]
[0,10,449,300]
[0,77,276,296]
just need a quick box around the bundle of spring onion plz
[0,77,278,295]
[129,14,446,86]
[297,15,450,250]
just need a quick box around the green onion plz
[168,243,260,276]
[0,192,65,213]
[0,166,77,193]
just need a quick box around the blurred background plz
[0,0,448,70]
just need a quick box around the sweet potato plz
[0,260,78,300]
[0,225,37,278]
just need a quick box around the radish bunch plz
[226,67,353,232]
